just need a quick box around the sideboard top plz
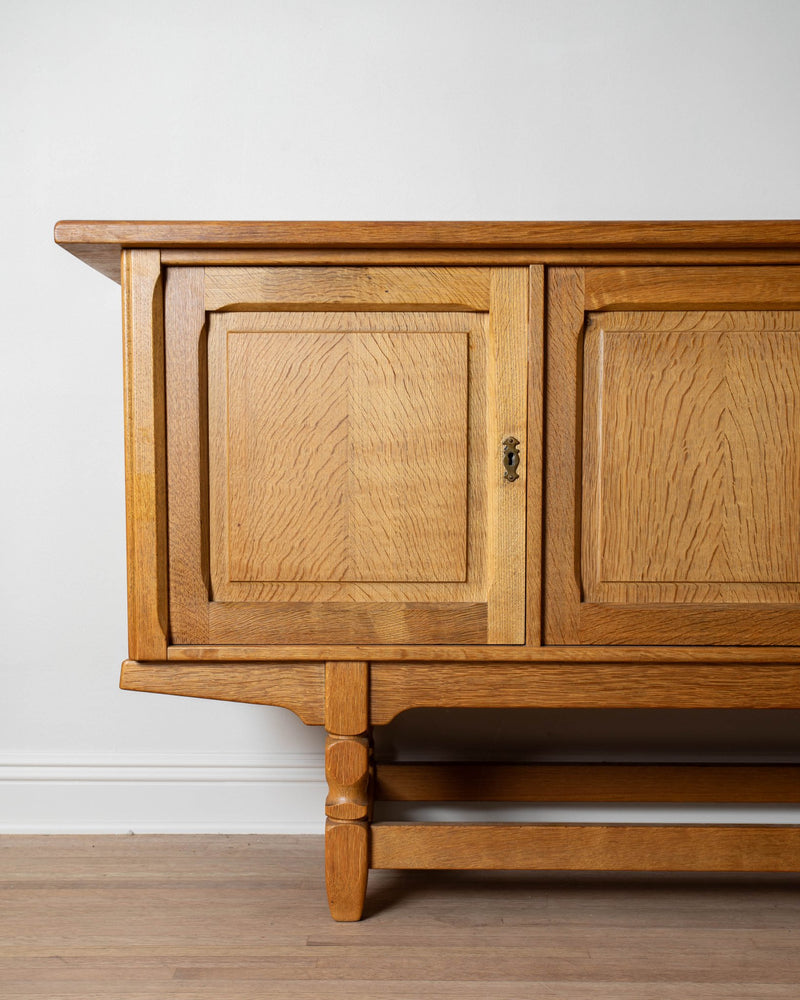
[54,220,800,281]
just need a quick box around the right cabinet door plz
[544,266,800,645]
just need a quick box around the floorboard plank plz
[1,835,799,999]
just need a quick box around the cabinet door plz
[166,266,530,646]
[545,266,800,645]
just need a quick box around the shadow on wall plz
[373,708,800,763]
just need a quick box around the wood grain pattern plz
[63,228,800,918]
[349,330,468,583]
[119,659,324,725]
[324,662,371,920]
[167,642,800,662]
[55,219,800,250]
[55,221,800,281]
[204,266,490,311]
[325,736,370,820]
[54,222,800,285]
[585,266,800,310]
[164,246,800,267]
[324,661,368,735]
[212,323,468,585]
[220,328,351,584]
[542,267,585,644]
[325,819,369,921]
[173,268,526,645]
[121,249,167,660]
[370,823,800,871]
[7,835,800,993]
[164,267,209,643]
[175,285,499,644]
[206,310,485,606]
[367,662,800,723]
[373,763,800,804]
[207,601,488,645]
[526,266,545,644]
[583,312,800,606]
[578,604,800,646]
[486,268,528,643]
[60,245,800,284]
[546,267,800,646]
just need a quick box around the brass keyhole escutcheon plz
[502,437,520,482]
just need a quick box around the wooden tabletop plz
[54,219,800,281]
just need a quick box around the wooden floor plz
[2,836,800,999]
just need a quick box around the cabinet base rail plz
[369,822,800,871]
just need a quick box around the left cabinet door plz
[165,266,530,647]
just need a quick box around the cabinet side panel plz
[165,267,209,643]
[122,249,168,659]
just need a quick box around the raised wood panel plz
[204,265,490,311]
[207,310,482,604]
[583,312,800,605]
[213,324,470,586]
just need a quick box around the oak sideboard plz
[55,220,800,920]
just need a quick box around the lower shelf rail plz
[370,822,800,871]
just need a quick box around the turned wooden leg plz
[324,661,372,921]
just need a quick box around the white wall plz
[2,0,800,832]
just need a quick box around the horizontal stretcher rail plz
[373,763,800,804]
[369,823,800,871]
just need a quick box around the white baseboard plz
[3,753,799,833]
[0,753,326,833]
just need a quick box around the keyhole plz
[503,437,520,481]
